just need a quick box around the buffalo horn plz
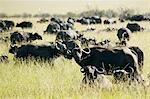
[82,48,91,54]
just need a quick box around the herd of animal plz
[0,14,149,89]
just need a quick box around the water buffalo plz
[3,20,15,30]
[77,16,101,25]
[119,18,125,22]
[37,18,49,23]
[55,30,78,41]
[81,65,112,88]
[117,28,132,41]
[51,17,63,24]
[44,22,60,33]
[67,17,75,25]
[57,41,141,81]
[113,66,134,82]
[128,15,145,21]
[16,21,33,29]
[126,23,141,32]
[10,31,42,44]
[59,22,73,30]
[9,42,66,60]
[91,16,102,24]
[103,20,116,24]
[76,17,91,25]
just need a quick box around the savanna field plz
[0,17,150,99]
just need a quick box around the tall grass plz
[0,18,150,98]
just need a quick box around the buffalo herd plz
[0,15,149,88]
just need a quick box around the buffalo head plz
[9,45,18,54]
[81,66,105,80]
[113,67,134,81]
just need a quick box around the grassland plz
[0,18,150,99]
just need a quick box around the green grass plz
[0,18,150,99]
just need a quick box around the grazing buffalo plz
[50,17,73,30]
[76,16,101,25]
[81,66,112,88]
[77,17,91,25]
[91,16,102,24]
[16,21,33,29]
[51,17,63,24]
[37,18,49,23]
[44,21,74,34]
[3,20,15,30]
[77,35,96,47]
[103,20,110,24]
[103,20,116,24]
[0,55,8,62]
[67,17,75,25]
[55,30,78,41]
[44,22,60,33]
[126,23,141,32]
[56,40,79,59]
[9,42,66,60]
[117,28,132,41]
[129,46,144,72]
[128,15,145,21]
[119,18,125,22]
[59,22,73,30]
[113,67,134,82]
[57,41,141,81]
[10,31,42,44]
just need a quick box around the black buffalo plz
[44,22,60,33]
[67,17,75,25]
[37,18,49,23]
[80,65,112,87]
[104,20,116,24]
[55,30,78,41]
[126,23,142,32]
[16,21,33,29]
[117,28,131,41]
[51,17,63,24]
[91,16,102,24]
[119,18,125,22]
[44,21,73,34]
[76,16,101,25]
[59,22,73,30]
[128,15,145,21]
[3,20,15,30]
[10,31,42,44]
[57,41,141,81]
[9,42,66,60]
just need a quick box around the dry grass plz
[0,18,150,99]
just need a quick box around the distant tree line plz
[0,8,150,18]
